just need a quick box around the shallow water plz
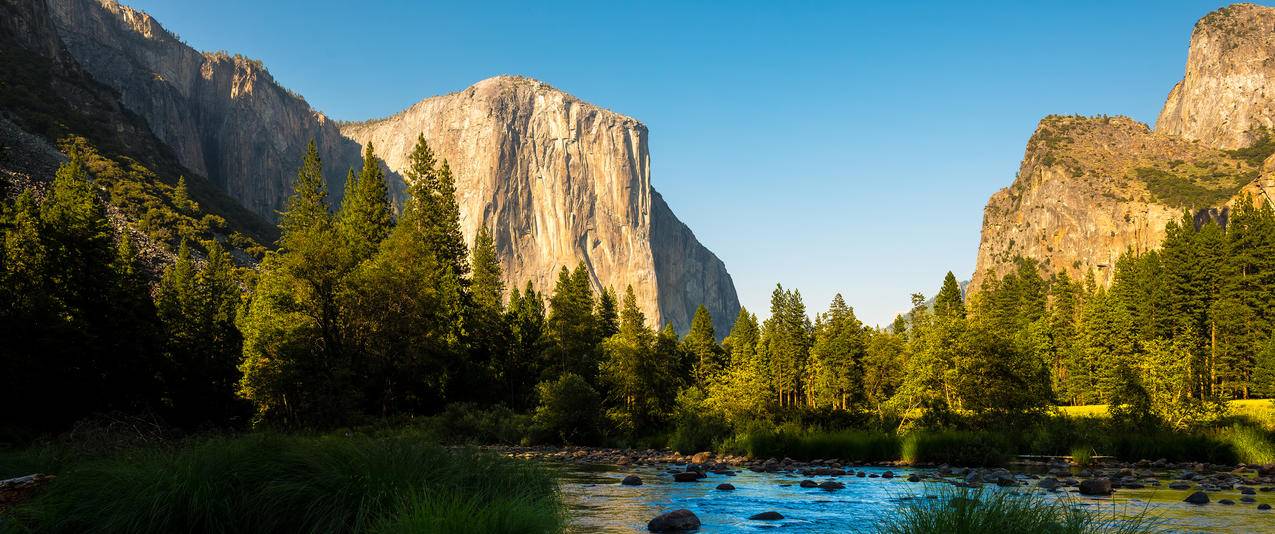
[554,463,1274,533]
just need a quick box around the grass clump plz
[1,433,563,534]
[720,426,900,462]
[900,432,1012,467]
[1216,424,1275,465]
[876,488,1159,534]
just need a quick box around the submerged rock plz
[1184,491,1210,505]
[1078,479,1113,496]
[716,483,735,491]
[799,480,818,488]
[749,511,784,520]
[648,509,700,532]
[673,472,701,482]
[621,475,643,486]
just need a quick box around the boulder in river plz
[906,474,922,482]
[673,472,701,482]
[818,480,845,490]
[691,451,713,465]
[1184,491,1210,505]
[1037,478,1061,490]
[749,511,784,520]
[1258,503,1271,510]
[882,471,894,479]
[799,480,818,488]
[648,509,701,532]
[1078,478,1112,496]
[1168,481,1191,490]
[716,483,735,491]
[621,475,643,486]
[1218,499,1235,505]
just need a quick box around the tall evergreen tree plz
[683,305,724,387]
[336,142,393,262]
[934,271,966,319]
[809,294,866,410]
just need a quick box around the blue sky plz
[127,0,1231,326]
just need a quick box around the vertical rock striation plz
[45,0,370,220]
[341,77,739,333]
[1156,3,1275,149]
[974,4,1275,294]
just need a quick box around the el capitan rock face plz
[341,77,739,333]
[1156,3,1275,150]
[972,4,1275,293]
[41,0,739,333]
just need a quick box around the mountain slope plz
[1,0,276,255]
[45,0,376,220]
[341,77,740,333]
[972,4,1275,292]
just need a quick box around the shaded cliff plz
[45,0,377,220]
[1,0,276,251]
[341,77,739,333]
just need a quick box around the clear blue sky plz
[127,0,1231,326]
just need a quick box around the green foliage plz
[667,387,732,453]
[532,373,601,444]
[546,263,599,380]
[1135,166,1243,209]
[907,431,1011,466]
[2,433,563,534]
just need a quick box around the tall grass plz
[720,427,900,462]
[1,433,563,534]
[876,488,1159,534]
[900,432,1012,466]
[1216,424,1275,465]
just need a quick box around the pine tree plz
[599,286,674,436]
[809,294,866,410]
[682,305,723,387]
[336,143,393,263]
[724,307,760,368]
[596,287,620,340]
[934,271,965,319]
[469,227,505,313]
[172,176,196,213]
[547,262,599,379]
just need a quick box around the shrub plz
[667,388,731,454]
[900,431,1012,466]
[532,373,601,444]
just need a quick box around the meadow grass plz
[875,488,1160,534]
[0,433,564,534]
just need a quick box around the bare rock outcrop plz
[974,4,1275,293]
[341,77,739,332]
[1156,3,1275,149]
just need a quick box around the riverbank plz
[0,433,565,534]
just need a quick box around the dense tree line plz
[5,139,1274,444]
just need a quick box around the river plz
[554,463,1273,532]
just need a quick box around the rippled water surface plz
[553,463,1274,533]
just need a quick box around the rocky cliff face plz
[1156,4,1275,149]
[974,4,1275,293]
[341,77,739,333]
[45,0,372,219]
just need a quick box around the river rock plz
[882,471,894,479]
[1219,499,1235,505]
[1184,491,1210,505]
[818,481,845,490]
[1079,479,1113,496]
[1168,481,1191,490]
[907,474,922,482]
[691,452,712,465]
[648,509,700,532]
[621,475,643,486]
[673,472,701,482]
[1258,503,1271,510]
[799,480,818,488]
[716,483,735,491]
[749,511,784,520]
[1038,478,1061,490]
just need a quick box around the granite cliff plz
[973,4,1275,292]
[37,0,739,333]
[341,77,739,333]
[46,0,371,219]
